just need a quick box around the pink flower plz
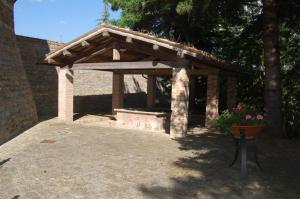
[237,103,242,110]
[224,109,229,113]
[256,114,264,120]
[245,114,252,120]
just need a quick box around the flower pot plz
[230,125,265,139]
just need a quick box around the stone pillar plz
[58,67,74,122]
[205,74,219,127]
[227,77,237,110]
[170,65,190,139]
[147,75,156,109]
[112,72,124,114]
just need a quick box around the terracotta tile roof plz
[46,23,241,73]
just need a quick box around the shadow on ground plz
[0,158,10,168]
[139,131,300,199]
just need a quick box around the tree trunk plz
[262,0,283,137]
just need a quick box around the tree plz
[106,0,300,137]
[99,0,110,23]
[262,0,282,136]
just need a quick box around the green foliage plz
[98,0,110,23]
[280,23,300,132]
[213,104,266,134]
[104,0,300,136]
[213,111,238,134]
[176,0,193,15]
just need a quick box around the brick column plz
[112,72,124,114]
[147,75,156,109]
[170,65,190,139]
[227,77,237,110]
[205,74,219,127]
[58,67,74,122]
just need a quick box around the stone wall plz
[16,35,149,117]
[0,0,38,144]
[16,35,61,117]
[74,71,148,113]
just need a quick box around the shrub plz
[213,103,266,134]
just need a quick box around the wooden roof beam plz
[113,69,172,76]
[126,36,133,43]
[62,50,73,57]
[119,41,177,61]
[73,61,176,70]
[63,38,114,65]
[102,30,110,37]
[153,44,159,51]
[47,58,60,65]
[75,48,111,63]
[81,40,91,47]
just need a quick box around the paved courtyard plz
[0,118,299,199]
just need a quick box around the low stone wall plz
[115,109,170,133]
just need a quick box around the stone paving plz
[0,119,300,199]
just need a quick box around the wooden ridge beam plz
[73,61,177,70]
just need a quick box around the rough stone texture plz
[205,74,219,126]
[0,0,37,144]
[15,35,148,116]
[74,71,147,96]
[58,67,74,122]
[227,77,237,109]
[1,118,300,199]
[116,109,170,133]
[74,70,147,113]
[170,67,190,139]
[16,35,61,117]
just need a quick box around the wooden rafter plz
[62,50,72,57]
[81,41,91,47]
[75,47,111,63]
[118,41,177,61]
[62,38,114,66]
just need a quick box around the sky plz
[14,0,121,42]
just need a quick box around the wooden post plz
[112,43,123,115]
[205,74,219,127]
[227,77,237,109]
[170,60,190,139]
[113,43,120,60]
[58,67,74,122]
[147,75,156,109]
[189,76,196,111]
[112,73,124,114]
